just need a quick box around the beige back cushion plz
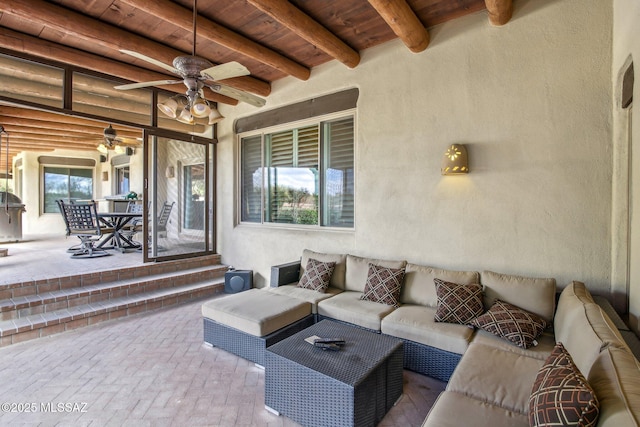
[300,249,347,290]
[400,263,480,306]
[345,255,407,293]
[587,346,640,426]
[481,270,556,323]
[555,282,594,332]
[556,300,629,376]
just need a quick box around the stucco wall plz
[216,0,613,291]
[613,0,640,332]
[16,148,143,236]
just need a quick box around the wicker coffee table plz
[265,320,403,427]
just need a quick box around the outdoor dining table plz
[96,211,143,252]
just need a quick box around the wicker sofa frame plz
[271,260,462,381]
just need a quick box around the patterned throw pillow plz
[469,300,546,348]
[297,258,336,293]
[529,342,600,427]
[360,263,406,307]
[434,278,484,324]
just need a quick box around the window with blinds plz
[239,115,354,228]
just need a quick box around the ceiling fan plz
[114,0,266,124]
[96,124,140,154]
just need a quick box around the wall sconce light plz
[125,147,134,156]
[165,166,175,179]
[441,144,469,175]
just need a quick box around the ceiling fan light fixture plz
[191,96,211,118]
[207,106,224,125]
[176,107,195,125]
[97,143,109,154]
[157,95,185,118]
[114,145,125,155]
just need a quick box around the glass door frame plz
[142,128,216,262]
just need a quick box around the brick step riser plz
[0,254,222,294]
[0,282,224,347]
[1,267,227,321]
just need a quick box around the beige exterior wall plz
[613,0,640,332]
[16,148,143,235]
[216,0,613,290]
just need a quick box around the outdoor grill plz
[0,191,26,242]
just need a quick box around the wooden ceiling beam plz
[0,106,142,138]
[485,0,513,26]
[366,0,430,53]
[1,137,94,149]
[4,128,138,146]
[6,138,94,149]
[0,27,238,106]
[247,0,360,68]
[117,0,310,81]
[1,0,270,97]
[0,75,152,116]
[0,117,141,139]
[2,125,109,139]
[6,143,90,151]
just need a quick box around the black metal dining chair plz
[157,201,175,238]
[57,199,111,258]
[120,201,145,247]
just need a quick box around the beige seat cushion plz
[400,263,480,307]
[587,346,640,426]
[300,249,347,290]
[345,255,407,292]
[481,270,556,324]
[201,289,311,337]
[316,290,396,331]
[470,329,556,361]
[446,342,545,414]
[422,391,529,427]
[268,284,342,314]
[381,305,473,354]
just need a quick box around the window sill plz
[235,221,355,234]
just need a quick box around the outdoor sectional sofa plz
[202,249,640,426]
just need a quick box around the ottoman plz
[202,289,314,365]
[265,320,404,427]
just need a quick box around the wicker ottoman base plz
[203,315,314,366]
[401,338,461,382]
[265,320,403,427]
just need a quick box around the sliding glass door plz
[144,131,215,262]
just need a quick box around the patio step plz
[0,255,227,347]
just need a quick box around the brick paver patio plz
[0,297,445,426]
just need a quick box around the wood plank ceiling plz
[0,0,513,166]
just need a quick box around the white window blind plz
[323,118,354,227]
[239,115,354,228]
[240,135,262,223]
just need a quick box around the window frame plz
[113,164,130,195]
[237,110,356,230]
[41,164,95,214]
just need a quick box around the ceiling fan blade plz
[114,79,182,90]
[119,49,180,75]
[201,61,250,81]
[207,83,266,108]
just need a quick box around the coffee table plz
[265,320,403,427]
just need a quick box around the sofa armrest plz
[270,260,301,287]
